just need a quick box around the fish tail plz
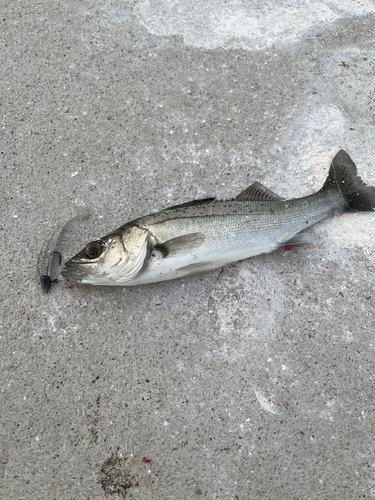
[321,150,375,211]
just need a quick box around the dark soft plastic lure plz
[37,211,87,292]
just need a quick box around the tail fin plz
[321,150,375,211]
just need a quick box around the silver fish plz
[61,150,375,287]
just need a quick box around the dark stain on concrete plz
[0,445,8,478]
[98,452,139,498]
[87,396,101,444]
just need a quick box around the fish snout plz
[60,261,88,283]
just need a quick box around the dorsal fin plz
[161,198,215,211]
[234,182,283,201]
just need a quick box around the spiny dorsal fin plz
[234,182,283,201]
[161,198,215,212]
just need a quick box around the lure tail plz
[321,150,375,211]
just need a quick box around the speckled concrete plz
[1,1,375,499]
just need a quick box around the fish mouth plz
[60,258,116,284]
[63,259,88,268]
[60,261,92,283]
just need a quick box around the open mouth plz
[63,258,95,267]
[60,264,85,281]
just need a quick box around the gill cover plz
[117,225,150,283]
[89,225,150,284]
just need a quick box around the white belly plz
[124,241,278,286]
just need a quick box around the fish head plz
[61,226,150,285]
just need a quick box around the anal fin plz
[278,232,312,251]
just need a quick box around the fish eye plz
[84,241,104,259]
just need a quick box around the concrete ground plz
[1,1,375,499]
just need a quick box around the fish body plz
[119,191,339,286]
[61,150,375,287]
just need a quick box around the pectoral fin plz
[158,232,205,257]
[177,261,213,275]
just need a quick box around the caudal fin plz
[321,150,375,211]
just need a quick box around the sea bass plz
[61,150,375,287]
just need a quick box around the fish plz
[61,150,375,287]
